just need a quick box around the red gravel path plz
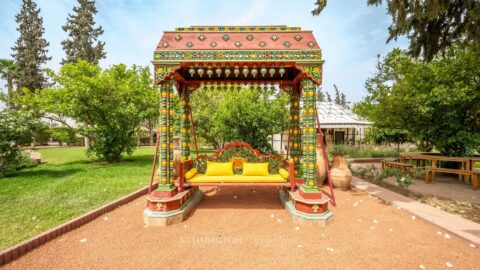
[4,187,479,270]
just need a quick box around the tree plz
[313,1,480,61]
[214,88,289,152]
[51,126,77,147]
[15,61,159,162]
[333,84,341,105]
[0,59,16,108]
[0,110,40,178]
[326,91,332,102]
[62,0,105,65]
[11,0,50,92]
[340,93,349,109]
[316,87,325,102]
[354,48,480,156]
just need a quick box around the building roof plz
[155,25,320,51]
[316,102,371,128]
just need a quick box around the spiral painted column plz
[300,79,318,190]
[158,80,175,190]
[289,90,301,177]
[180,86,191,161]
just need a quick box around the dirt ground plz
[3,187,480,270]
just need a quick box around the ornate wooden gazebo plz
[144,26,334,226]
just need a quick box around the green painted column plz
[289,89,301,177]
[300,79,318,190]
[158,80,175,190]
[180,86,191,161]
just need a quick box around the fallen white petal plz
[359,199,363,203]
[321,234,325,238]
[183,224,188,228]
[419,264,426,269]
[295,226,300,231]
[445,262,453,268]
[270,214,275,218]
[444,234,451,239]
[276,218,282,223]
[297,245,302,248]
[373,219,379,224]
[388,228,393,232]
[370,226,375,230]
[144,225,148,228]
[436,231,442,235]
[103,217,108,221]
[469,243,476,248]
[80,238,87,243]
[32,216,37,220]
[411,215,416,220]
[353,202,359,207]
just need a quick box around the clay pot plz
[330,155,352,190]
[316,148,327,185]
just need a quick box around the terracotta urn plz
[316,148,327,185]
[330,155,352,190]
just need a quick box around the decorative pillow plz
[185,168,197,180]
[205,161,234,176]
[242,162,269,176]
[278,168,289,179]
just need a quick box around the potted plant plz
[329,144,352,190]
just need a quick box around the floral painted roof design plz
[155,25,320,51]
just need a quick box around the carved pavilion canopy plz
[153,25,324,87]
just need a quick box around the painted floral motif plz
[307,41,315,48]
[162,42,169,48]
[298,64,322,83]
[210,41,218,48]
[175,34,182,41]
[234,41,242,48]
[293,34,303,41]
[186,42,194,48]
[245,34,254,41]
[197,34,207,41]
[222,34,230,41]
[271,34,279,41]
[175,26,301,32]
[153,50,323,62]
[258,41,267,48]
[283,41,292,48]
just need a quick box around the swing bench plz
[178,141,295,191]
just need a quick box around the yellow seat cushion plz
[242,162,269,176]
[189,174,286,183]
[278,168,289,179]
[205,161,234,176]
[184,168,197,180]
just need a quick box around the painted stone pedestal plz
[279,187,333,226]
[143,187,202,226]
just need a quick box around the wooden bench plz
[425,167,480,190]
[382,160,413,174]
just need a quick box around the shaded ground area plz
[351,162,480,223]
[4,187,479,270]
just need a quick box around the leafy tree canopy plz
[191,87,289,153]
[313,0,480,61]
[354,47,480,156]
[15,61,159,162]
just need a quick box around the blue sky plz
[0,0,407,102]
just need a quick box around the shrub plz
[0,110,39,178]
[329,144,348,156]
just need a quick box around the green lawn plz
[0,146,155,250]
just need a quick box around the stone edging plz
[0,183,157,267]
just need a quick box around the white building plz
[270,102,371,153]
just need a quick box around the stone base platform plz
[143,188,202,227]
[279,189,333,226]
